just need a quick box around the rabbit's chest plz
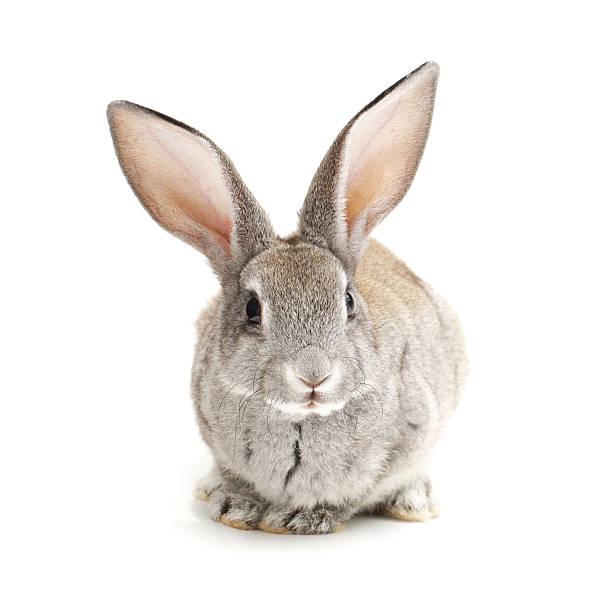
[231,408,392,506]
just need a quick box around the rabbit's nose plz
[296,373,331,389]
[292,346,333,389]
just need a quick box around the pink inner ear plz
[342,72,436,234]
[146,122,233,244]
[112,108,234,255]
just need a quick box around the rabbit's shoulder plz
[355,239,430,327]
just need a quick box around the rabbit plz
[107,61,468,535]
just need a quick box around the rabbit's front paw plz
[382,477,439,522]
[259,505,345,535]
[202,486,263,531]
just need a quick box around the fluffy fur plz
[107,61,468,534]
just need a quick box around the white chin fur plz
[224,386,345,419]
[273,400,346,419]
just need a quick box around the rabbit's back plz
[356,239,467,427]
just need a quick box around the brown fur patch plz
[257,522,292,535]
[219,516,254,531]
[355,240,429,327]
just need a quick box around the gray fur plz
[108,62,468,535]
[192,239,467,533]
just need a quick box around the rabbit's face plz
[222,241,370,419]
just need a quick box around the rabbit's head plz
[107,62,439,418]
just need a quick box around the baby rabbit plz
[107,61,467,534]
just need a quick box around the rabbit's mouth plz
[304,396,334,410]
[305,388,327,407]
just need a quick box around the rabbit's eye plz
[346,292,355,318]
[246,297,261,325]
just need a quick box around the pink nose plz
[296,373,330,389]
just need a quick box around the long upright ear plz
[107,101,275,276]
[299,62,439,272]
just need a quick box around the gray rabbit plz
[107,61,468,534]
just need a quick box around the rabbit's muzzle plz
[259,345,356,418]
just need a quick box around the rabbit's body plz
[108,61,468,534]
[191,239,466,532]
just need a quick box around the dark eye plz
[346,292,355,318]
[246,297,261,325]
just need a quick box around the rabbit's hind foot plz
[380,476,440,523]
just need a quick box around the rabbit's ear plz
[299,62,439,271]
[107,101,275,275]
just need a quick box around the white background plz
[2,1,611,610]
